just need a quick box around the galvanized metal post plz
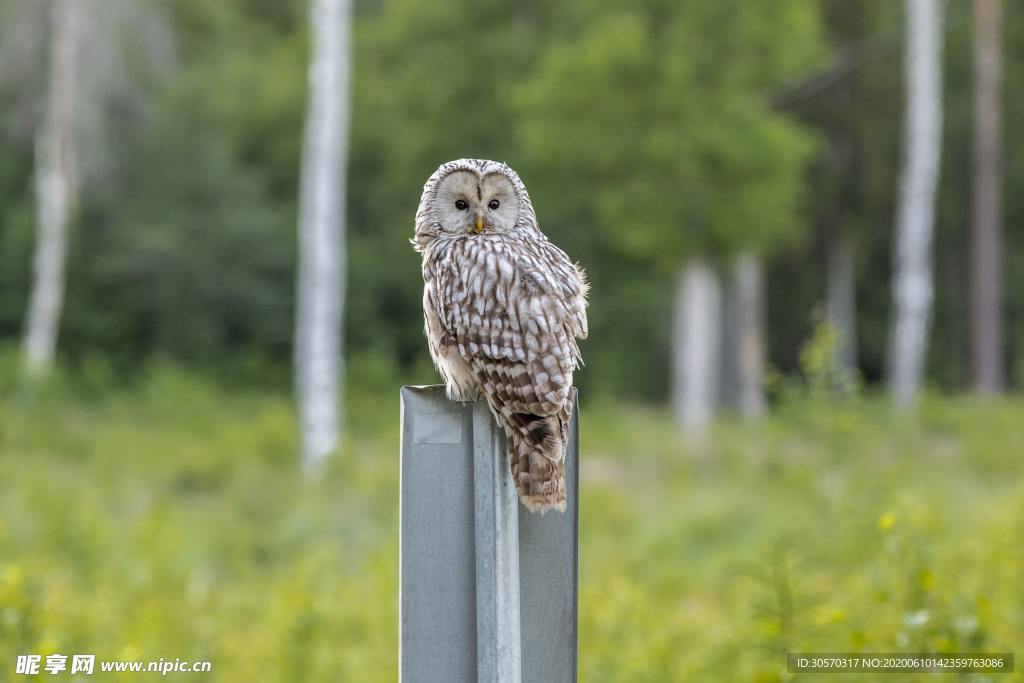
[473,400,522,682]
[399,385,578,683]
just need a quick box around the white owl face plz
[430,169,522,235]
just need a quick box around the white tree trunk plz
[733,253,765,418]
[826,231,857,373]
[719,267,739,412]
[970,0,1004,394]
[888,0,944,408]
[296,0,352,472]
[22,0,80,377]
[720,252,765,418]
[671,259,722,437]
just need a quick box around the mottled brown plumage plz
[413,159,588,512]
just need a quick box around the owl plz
[413,159,588,513]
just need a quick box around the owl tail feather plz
[499,411,567,514]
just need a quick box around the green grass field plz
[2,366,1022,681]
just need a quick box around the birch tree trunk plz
[720,252,765,418]
[671,259,722,437]
[826,231,857,373]
[733,252,765,418]
[970,0,1003,394]
[296,0,352,473]
[888,0,944,408]
[22,0,80,377]
[720,266,740,412]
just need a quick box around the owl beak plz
[474,215,485,234]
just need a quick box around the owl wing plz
[434,236,588,417]
[518,239,589,351]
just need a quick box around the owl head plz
[413,159,541,252]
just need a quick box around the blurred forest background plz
[1,0,1023,681]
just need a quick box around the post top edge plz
[401,385,579,402]
[401,384,447,395]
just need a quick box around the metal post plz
[473,400,522,682]
[399,385,578,683]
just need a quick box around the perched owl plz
[413,159,588,513]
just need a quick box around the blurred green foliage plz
[2,365,1022,681]
[517,1,820,261]
[1,0,1021,397]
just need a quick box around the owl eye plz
[454,199,468,211]
[488,199,500,210]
